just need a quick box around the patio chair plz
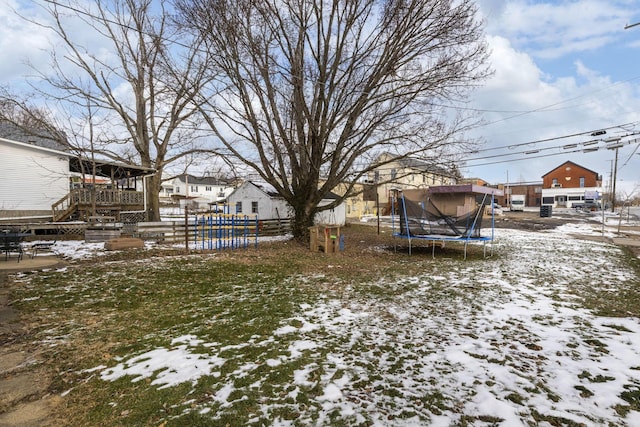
[1,231,24,262]
[30,228,60,258]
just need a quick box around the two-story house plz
[365,153,458,214]
[540,161,602,208]
[161,174,235,208]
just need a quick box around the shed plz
[225,181,290,220]
[315,191,347,226]
[225,181,347,225]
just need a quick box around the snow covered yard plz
[9,225,640,426]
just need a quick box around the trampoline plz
[392,184,504,259]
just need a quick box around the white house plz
[160,174,235,208]
[226,181,291,220]
[366,153,459,213]
[225,181,346,225]
[0,136,73,219]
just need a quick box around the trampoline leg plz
[432,240,435,259]
[464,242,468,260]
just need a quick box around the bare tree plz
[178,0,490,239]
[15,0,217,221]
[0,90,69,147]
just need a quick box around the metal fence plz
[192,214,259,250]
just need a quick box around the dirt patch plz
[0,266,64,427]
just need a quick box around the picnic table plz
[1,229,29,262]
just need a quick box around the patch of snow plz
[87,225,640,425]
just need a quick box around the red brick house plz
[542,161,600,189]
[540,161,602,208]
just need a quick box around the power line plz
[464,135,640,168]
[465,122,638,155]
[38,0,640,134]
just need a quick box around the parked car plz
[573,200,600,211]
[485,203,503,215]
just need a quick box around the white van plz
[510,195,525,212]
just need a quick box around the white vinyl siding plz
[0,139,70,211]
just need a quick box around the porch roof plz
[69,157,156,180]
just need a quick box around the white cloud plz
[0,0,54,86]
[480,0,632,59]
[0,0,128,90]
[464,31,640,186]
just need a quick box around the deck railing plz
[52,188,144,222]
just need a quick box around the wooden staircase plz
[52,189,144,222]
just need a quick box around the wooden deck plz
[52,188,144,222]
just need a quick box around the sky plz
[1,0,640,193]
[464,0,640,192]
[16,214,640,425]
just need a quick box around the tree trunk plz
[146,174,162,222]
[290,203,316,243]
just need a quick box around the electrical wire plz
[464,137,640,168]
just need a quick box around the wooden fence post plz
[184,206,189,254]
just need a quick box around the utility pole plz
[611,147,619,212]
[506,170,510,208]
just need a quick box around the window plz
[551,178,558,186]
[391,168,397,180]
[236,202,243,213]
[190,185,198,192]
[542,196,554,204]
[205,186,212,192]
[251,201,258,214]
[374,171,379,183]
[175,187,181,193]
[579,177,585,188]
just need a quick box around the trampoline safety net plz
[395,190,488,238]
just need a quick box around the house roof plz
[1,136,72,157]
[69,157,155,179]
[244,181,283,198]
[376,153,454,177]
[541,161,599,178]
[176,174,231,186]
[1,123,155,179]
[0,121,67,152]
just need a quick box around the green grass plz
[13,255,330,425]
[6,224,640,426]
